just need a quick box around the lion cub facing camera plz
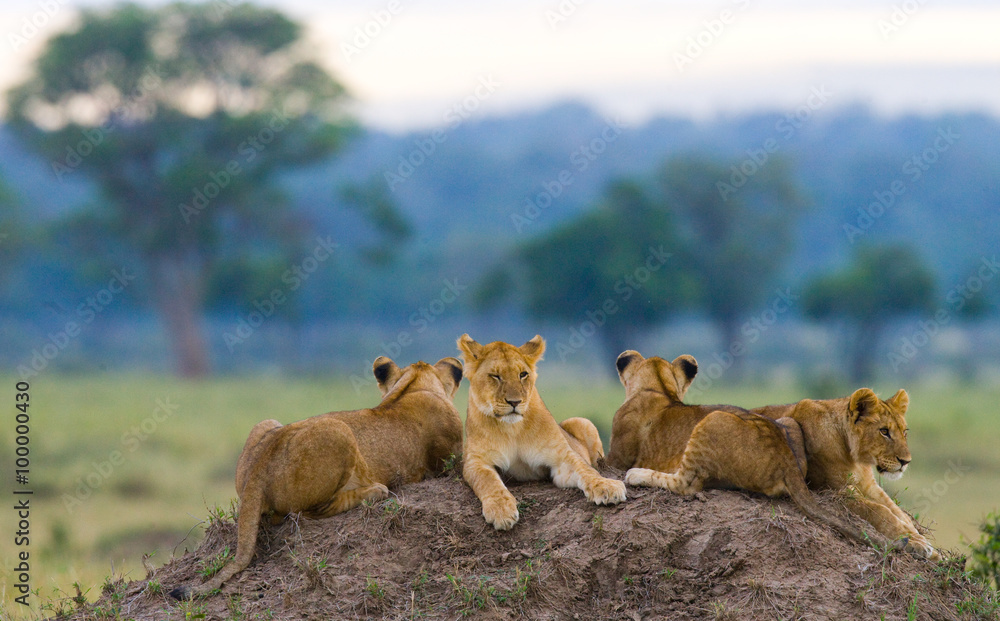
[611,350,880,548]
[458,334,626,530]
[171,356,464,599]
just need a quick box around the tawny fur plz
[752,388,939,560]
[458,334,625,530]
[611,350,881,549]
[560,417,606,468]
[170,357,464,599]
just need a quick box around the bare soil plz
[65,467,995,620]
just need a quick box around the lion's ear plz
[615,350,642,386]
[373,357,402,395]
[519,335,545,364]
[849,388,879,423]
[888,388,909,414]
[457,334,483,364]
[434,357,464,397]
[670,355,698,399]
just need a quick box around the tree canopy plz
[506,180,695,363]
[505,156,807,369]
[5,2,384,376]
[803,244,936,381]
[658,156,807,361]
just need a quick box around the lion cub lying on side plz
[610,350,877,548]
[753,389,939,560]
[458,334,626,530]
[171,357,464,599]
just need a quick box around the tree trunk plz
[718,315,744,380]
[147,251,211,378]
[849,321,883,383]
[600,321,637,379]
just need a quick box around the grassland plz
[2,373,998,617]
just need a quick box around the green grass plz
[364,575,385,601]
[197,546,232,578]
[2,373,998,616]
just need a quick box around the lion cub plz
[753,389,939,560]
[611,350,878,548]
[458,334,626,530]
[170,356,464,599]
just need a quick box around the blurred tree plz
[339,177,413,266]
[0,175,24,286]
[658,156,807,371]
[502,180,696,364]
[5,3,396,376]
[803,244,935,382]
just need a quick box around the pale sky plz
[2,0,999,131]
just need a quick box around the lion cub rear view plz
[459,334,625,530]
[170,357,463,599]
[611,350,877,548]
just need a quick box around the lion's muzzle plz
[494,401,525,423]
[877,458,908,481]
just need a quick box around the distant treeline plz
[3,103,999,380]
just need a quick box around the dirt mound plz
[70,468,993,620]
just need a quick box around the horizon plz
[3,1,999,132]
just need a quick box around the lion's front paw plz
[482,493,519,530]
[903,533,939,561]
[367,483,390,501]
[586,477,627,505]
[624,468,655,487]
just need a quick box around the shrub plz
[969,512,1000,590]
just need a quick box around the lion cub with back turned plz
[610,350,878,548]
[459,334,625,530]
[170,356,464,599]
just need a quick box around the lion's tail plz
[782,466,878,549]
[169,478,266,600]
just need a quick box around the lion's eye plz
[489,374,501,383]
[880,427,891,439]
[519,371,529,380]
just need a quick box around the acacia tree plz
[510,180,696,364]
[803,244,935,382]
[658,156,807,369]
[6,3,355,376]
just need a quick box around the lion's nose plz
[506,399,521,409]
[898,457,910,467]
